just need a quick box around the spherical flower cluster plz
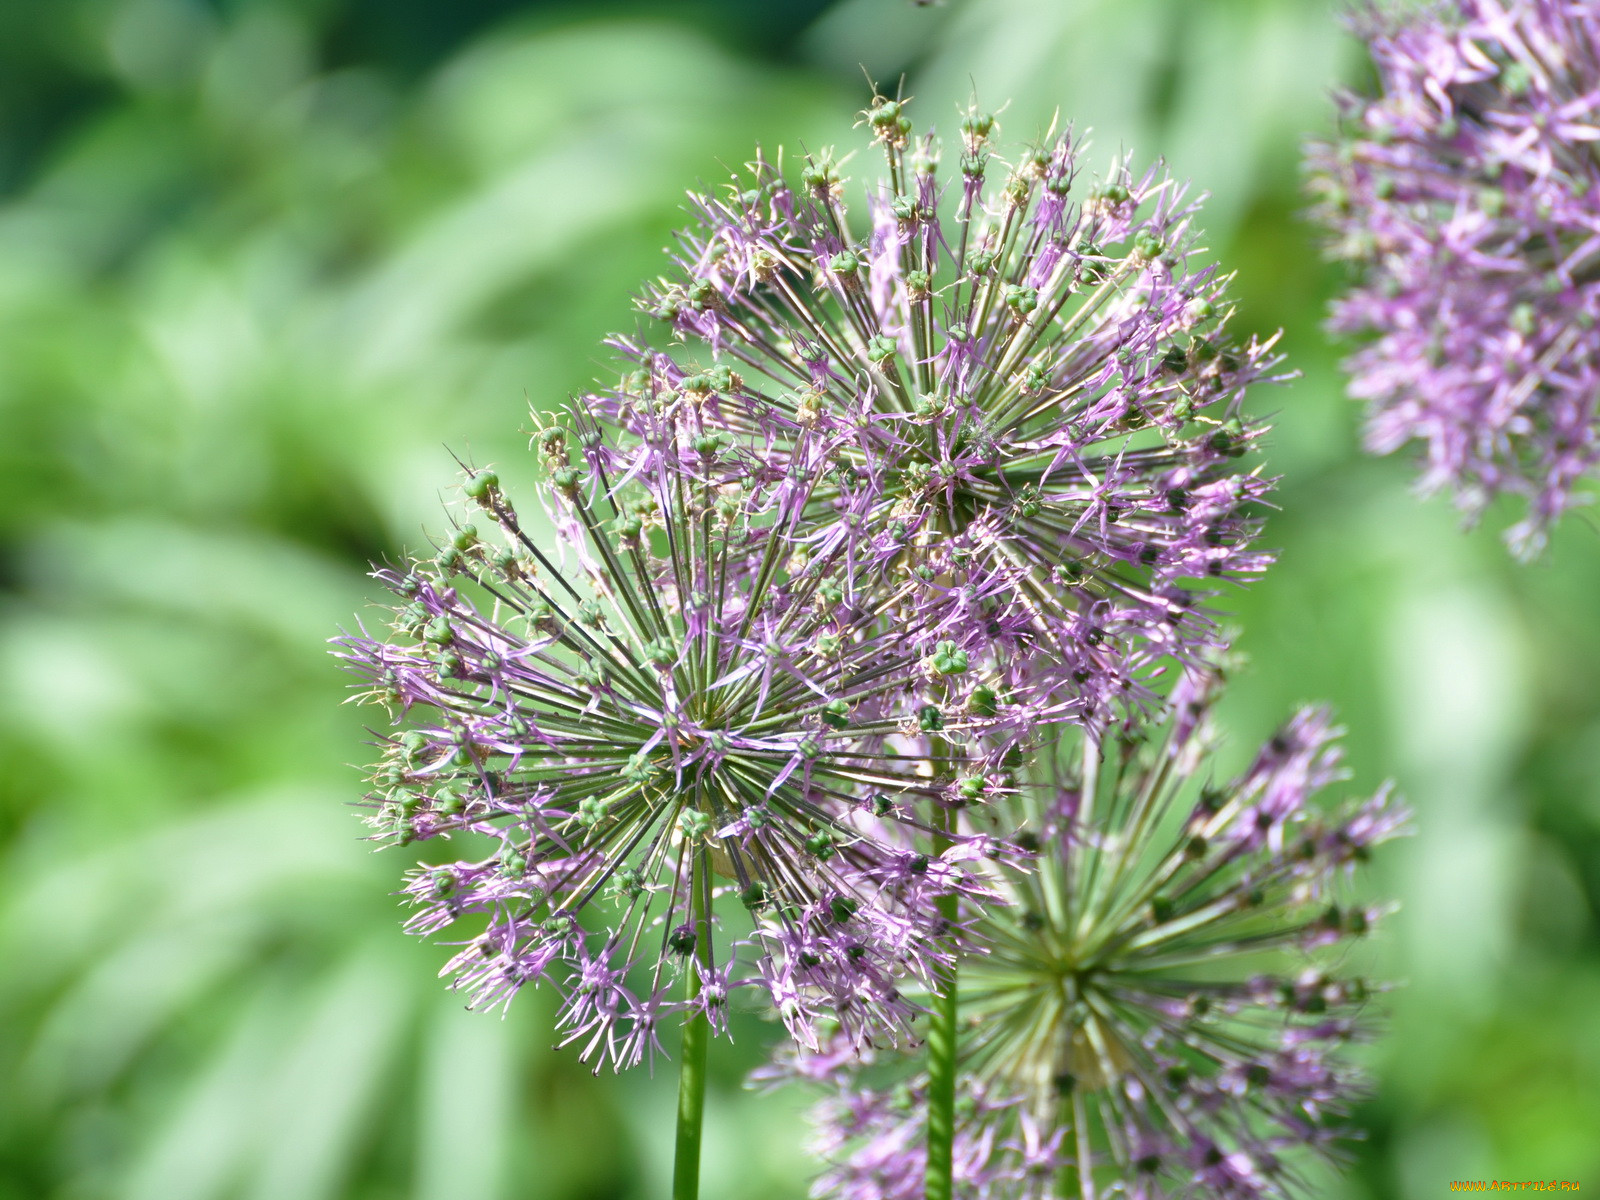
[334,407,1073,1067]
[1309,0,1600,555]
[594,99,1283,722]
[761,675,1406,1199]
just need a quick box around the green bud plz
[539,914,571,939]
[829,251,860,277]
[1077,241,1105,283]
[961,111,996,140]
[422,615,453,646]
[929,640,969,676]
[969,685,999,716]
[805,829,837,860]
[465,470,498,502]
[822,699,851,729]
[1500,60,1532,96]
[1002,284,1038,315]
[866,334,897,364]
[577,797,608,828]
[607,867,645,901]
[498,843,527,875]
[678,809,713,839]
[829,896,859,924]
[623,751,656,785]
[668,925,697,955]
[917,705,945,733]
[1207,418,1248,458]
[801,154,841,191]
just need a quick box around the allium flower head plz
[334,409,1066,1067]
[761,675,1405,1198]
[1310,0,1600,554]
[595,99,1283,722]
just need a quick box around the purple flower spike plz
[1310,0,1600,555]
[758,672,1405,1198]
[594,98,1285,725]
[333,409,1068,1068]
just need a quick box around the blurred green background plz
[1,0,1597,1196]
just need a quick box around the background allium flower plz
[1310,0,1600,554]
[333,410,1067,1067]
[594,100,1283,724]
[761,676,1405,1199]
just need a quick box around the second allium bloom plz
[1311,0,1600,554]
[765,677,1405,1199]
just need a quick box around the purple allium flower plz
[593,99,1284,724]
[333,409,1068,1068]
[1309,0,1600,555]
[758,674,1405,1198]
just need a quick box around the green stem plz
[924,808,959,1200]
[672,857,710,1200]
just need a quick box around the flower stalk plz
[672,852,711,1200]
[923,807,959,1200]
